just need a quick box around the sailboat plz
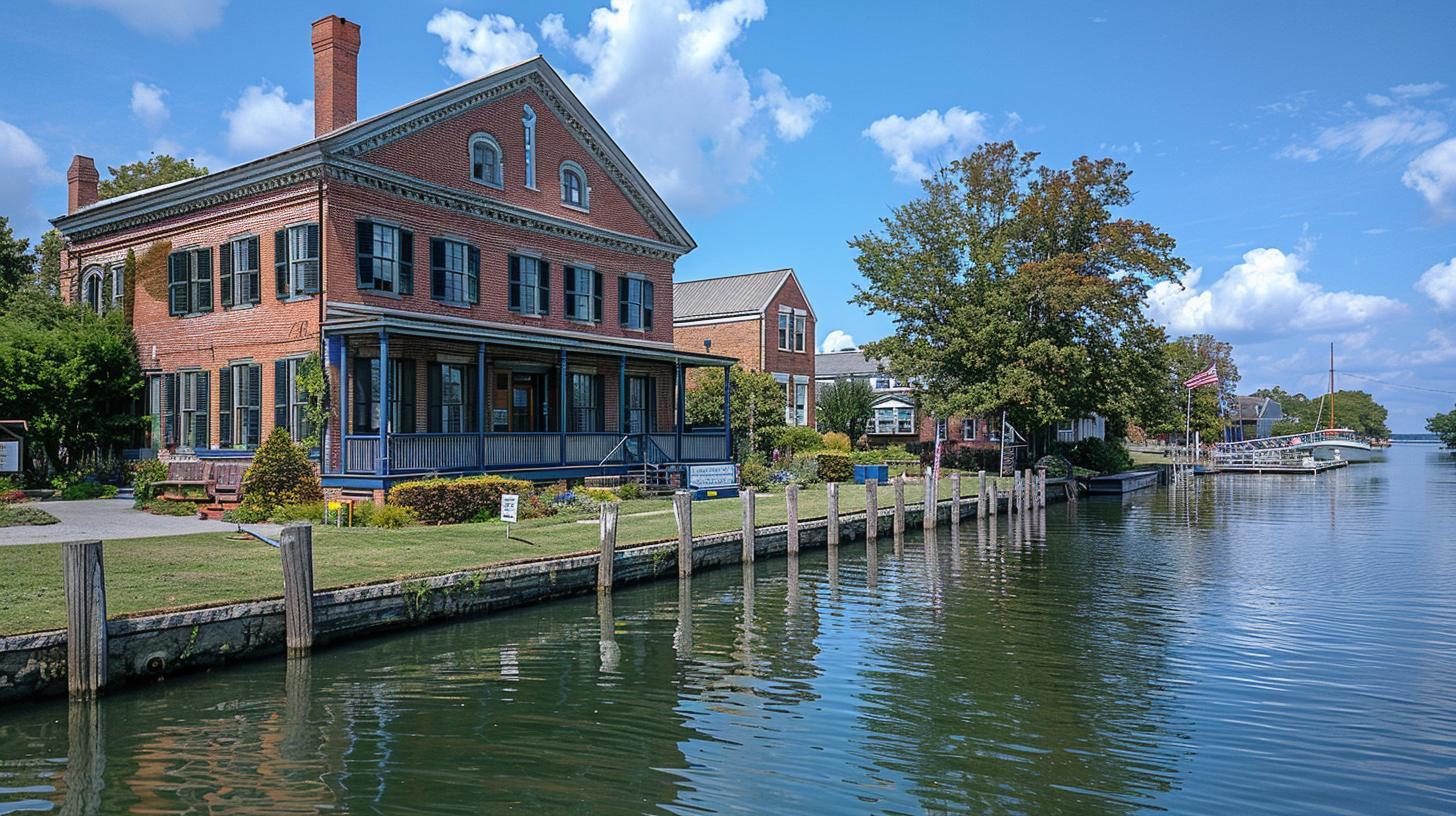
[1304,343,1374,463]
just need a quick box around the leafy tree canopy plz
[0,216,35,310]
[97,154,208,200]
[850,141,1185,442]
[1149,334,1240,441]
[1256,387,1390,438]
[686,365,786,462]
[1427,404,1456,446]
[815,378,876,441]
[36,229,62,297]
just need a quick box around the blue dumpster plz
[853,464,888,484]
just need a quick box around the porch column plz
[722,364,732,460]
[675,362,684,460]
[376,330,389,477]
[339,336,348,475]
[477,342,486,471]
[559,348,568,466]
[619,354,628,435]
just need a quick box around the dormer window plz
[522,104,537,189]
[559,161,589,210]
[469,133,502,188]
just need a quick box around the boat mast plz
[1328,342,1336,431]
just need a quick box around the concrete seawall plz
[0,481,1072,705]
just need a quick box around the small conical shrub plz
[241,426,322,516]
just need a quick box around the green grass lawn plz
[0,478,1014,636]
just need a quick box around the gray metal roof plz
[815,349,883,379]
[672,269,793,322]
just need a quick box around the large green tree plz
[97,154,208,199]
[1256,387,1390,438]
[0,216,35,309]
[815,378,875,441]
[35,228,63,297]
[686,365,786,461]
[850,142,1184,445]
[1152,334,1240,441]
[1427,404,1456,446]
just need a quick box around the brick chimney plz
[312,14,361,137]
[67,155,99,213]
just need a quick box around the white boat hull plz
[1308,440,1374,463]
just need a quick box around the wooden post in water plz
[826,482,840,547]
[893,476,906,536]
[922,467,938,530]
[989,478,999,516]
[1036,468,1047,508]
[785,483,800,557]
[280,524,315,656]
[949,472,961,535]
[865,478,879,543]
[741,488,756,563]
[673,490,693,578]
[1012,470,1022,515]
[1025,468,1035,512]
[63,540,107,699]
[598,502,618,590]
[977,470,987,519]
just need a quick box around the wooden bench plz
[207,461,249,505]
[154,461,209,499]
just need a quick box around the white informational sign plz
[499,494,519,523]
[688,463,738,489]
[0,441,18,473]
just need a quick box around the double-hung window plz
[167,248,213,316]
[776,308,807,352]
[563,265,603,323]
[426,362,475,433]
[219,236,261,307]
[618,276,654,330]
[272,358,313,444]
[962,418,975,441]
[794,382,808,426]
[430,238,478,305]
[470,133,503,187]
[217,362,261,448]
[355,220,413,294]
[569,372,603,432]
[354,358,416,434]
[508,254,549,315]
[871,406,915,435]
[274,224,320,298]
[177,370,209,449]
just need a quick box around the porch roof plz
[323,301,737,367]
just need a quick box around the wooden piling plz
[63,540,107,699]
[893,476,906,536]
[741,488,756,563]
[785,483,800,557]
[1012,470,1022,514]
[673,490,693,578]
[826,482,840,546]
[977,470,987,519]
[922,468,938,530]
[865,478,879,543]
[280,524,315,656]
[989,479,998,516]
[949,472,961,534]
[1036,468,1047,508]
[1025,468,1034,512]
[598,502,618,590]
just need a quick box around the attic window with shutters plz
[469,133,503,188]
[522,104,537,189]
[559,161,588,210]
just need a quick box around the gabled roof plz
[672,268,815,322]
[815,349,882,379]
[53,57,694,254]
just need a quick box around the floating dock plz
[1088,469,1161,495]
[1214,458,1348,475]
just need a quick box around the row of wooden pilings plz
[61,467,1064,699]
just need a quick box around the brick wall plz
[760,275,815,424]
[673,317,761,369]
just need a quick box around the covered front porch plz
[320,304,734,488]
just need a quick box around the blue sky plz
[2,1,1454,430]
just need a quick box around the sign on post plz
[500,493,519,540]
[687,463,738,500]
[0,441,18,473]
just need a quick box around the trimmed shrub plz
[368,504,415,529]
[820,431,852,453]
[144,499,200,517]
[786,454,821,485]
[131,459,168,508]
[518,492,558,520]
[272,502,325,523]
[388,474,532,525]
[850,444,915,465]
[739,458,771,489]
[222,505,270,524]
[242,428,323,516]
[616,482,647,501]
[768,426,823,457]
[816,452,852,483]
[581,487,619,503]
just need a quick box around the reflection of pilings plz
[738,562,756,670]
[675,576,693,658]
[924,527,941,602]
[865,536,878,590]
[828,536,840,599]
[61,700,105,816]
[281,657,312,762]
[598,590,619,675]
[786,557,800,616]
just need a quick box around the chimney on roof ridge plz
[67,155,99,213]
[312,14,361,137]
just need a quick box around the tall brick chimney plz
[312,15,361,137]
[67,155,99,213]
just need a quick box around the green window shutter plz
[352,357,374,433]
[274,359,289,437]
[430,238,446,300]
[168,252,189,315]
[465,364,478,433]
[247,237,261,304]
[593,271,603,323]
[195,372,210,449]
[563,265,576,317]
[467,246,480,305]
[508,255,521,312]
[246,364,262,446]
[399,229,414,295]
[538,261,550,315]
[302,225,320,294]
[356,220,373,289]
[426,363,442,433]
[219,242,234,308]
[618,276,629,325]
[161,373,177,445]
[218,367,233,448]
[643,281,654,330]
[193,248,213,312]
[398,359,417,433]
[274,230,289,298]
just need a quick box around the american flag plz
[1182,364,1219,389]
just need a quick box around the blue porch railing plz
[341,431,728,475]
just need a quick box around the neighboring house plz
[814,348,997,453]
[1230,395,1284,440]
[672,268,816,426]
[52,15,734,500]
[1052,415,1107,443]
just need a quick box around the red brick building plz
[672,268,816,426]
[52,15,733,497]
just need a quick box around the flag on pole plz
[1182,364,1219,389]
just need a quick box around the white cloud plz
[0,119,51,229]
[1145,247,1405,338]
[1391,82,1447,99]
[863,107,989,183]
[1314,107,1447,159]
[1403,138,1456,216]
[130,81,169,129]
[1277,144,1321,162]
[1409,329,1456,366]
[1415,258,1456,311]
[429,2,826,213]
[426,9,539,77]
[821,330,855,353]
[54,0,226,38]
[222,84,313,157]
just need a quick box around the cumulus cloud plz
[427,9,539,77]
[821,330,856,353]
[1415,258,1456,311]
[428,2,826,213]
[55,0,226,38]
[1403,138,1456,216]
[0,119,51,229]
[222,84,313,157]
[1145,247,1404,338]
[130,82,169,129]
[863,107,989,183]
[1314,107,1447,159]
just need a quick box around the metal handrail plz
[598,434,632,467]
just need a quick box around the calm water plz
[2,446,1454,814]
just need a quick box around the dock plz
[1088,469,1161,495]
[1215,458,1348,475]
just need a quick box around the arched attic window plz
[81,265,104,314]
[559,161,589,210]
[470,133,503,188]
